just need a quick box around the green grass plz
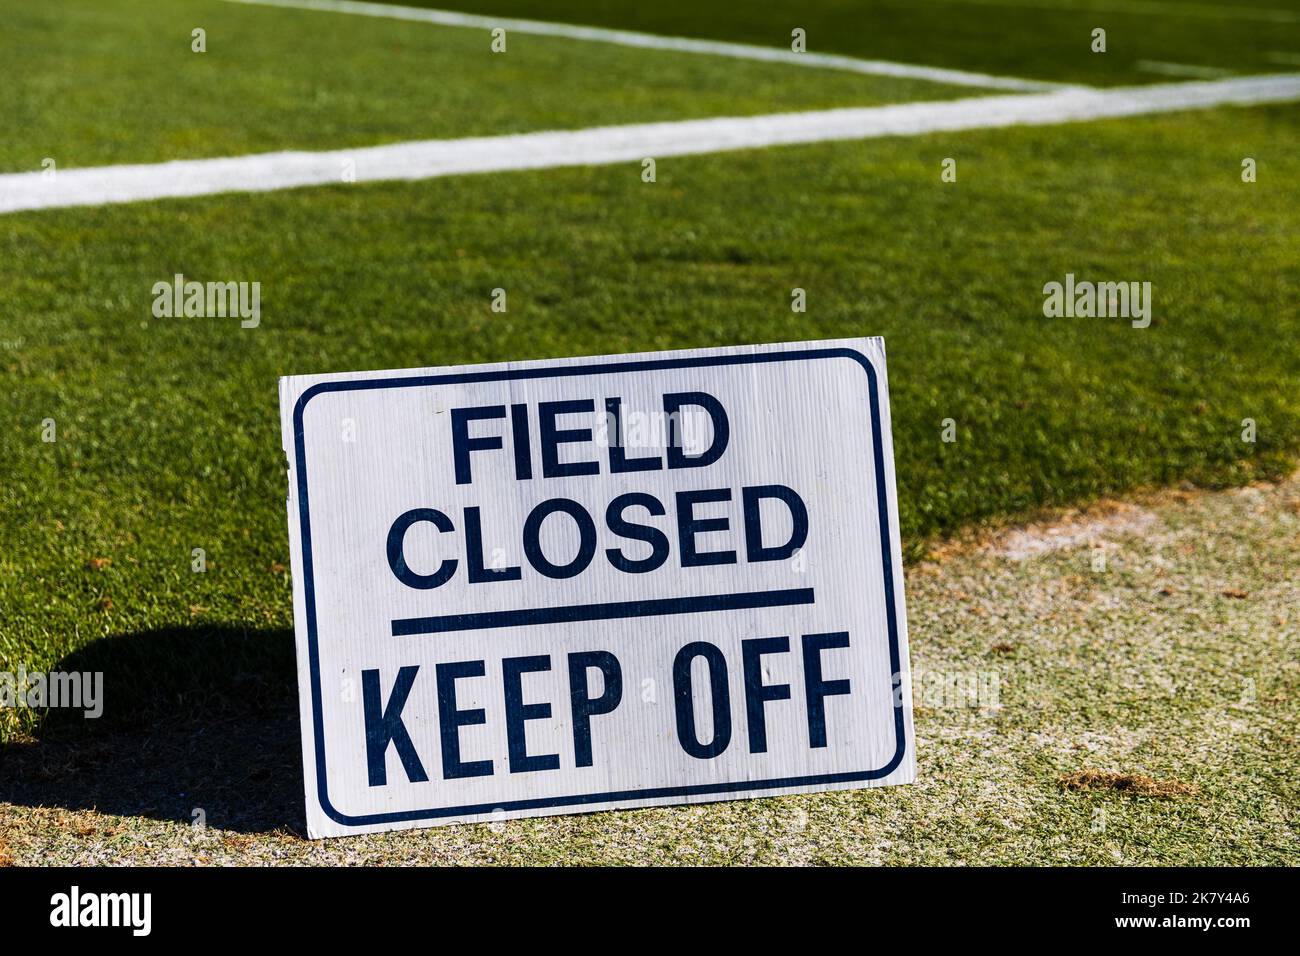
[382,0,1300,86]
[2,101,1297,742]
[0,0,1297,864]
[4,469,1296,863]
[0,0,977,172]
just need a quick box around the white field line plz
[4,75,1299,216]
[1135,60,1235,79]
[218,0,1071,92]
[919,0,1300,24]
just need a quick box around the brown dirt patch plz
[1058,769,1199,799]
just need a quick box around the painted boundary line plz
[921,0,1300,26]
[3,75,1298,215]
[218,0,1072,92]
[1136,60,1235,79]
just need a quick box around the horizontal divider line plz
[391,587,815,635]
[6,75,1300,215]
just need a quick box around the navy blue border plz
[291,347,907,827]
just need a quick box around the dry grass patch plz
[1058,770,1200,799]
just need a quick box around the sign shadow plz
[0,624,304,836]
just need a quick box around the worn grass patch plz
[1059,769,1200,799]
[3,471,1296,864]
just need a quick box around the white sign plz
[280,338,914,837]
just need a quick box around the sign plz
[279,338,914,837]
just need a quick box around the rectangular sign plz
[280,338,914,837]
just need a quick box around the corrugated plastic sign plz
[280,338,914,837]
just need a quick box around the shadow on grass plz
[0,624,303,836]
